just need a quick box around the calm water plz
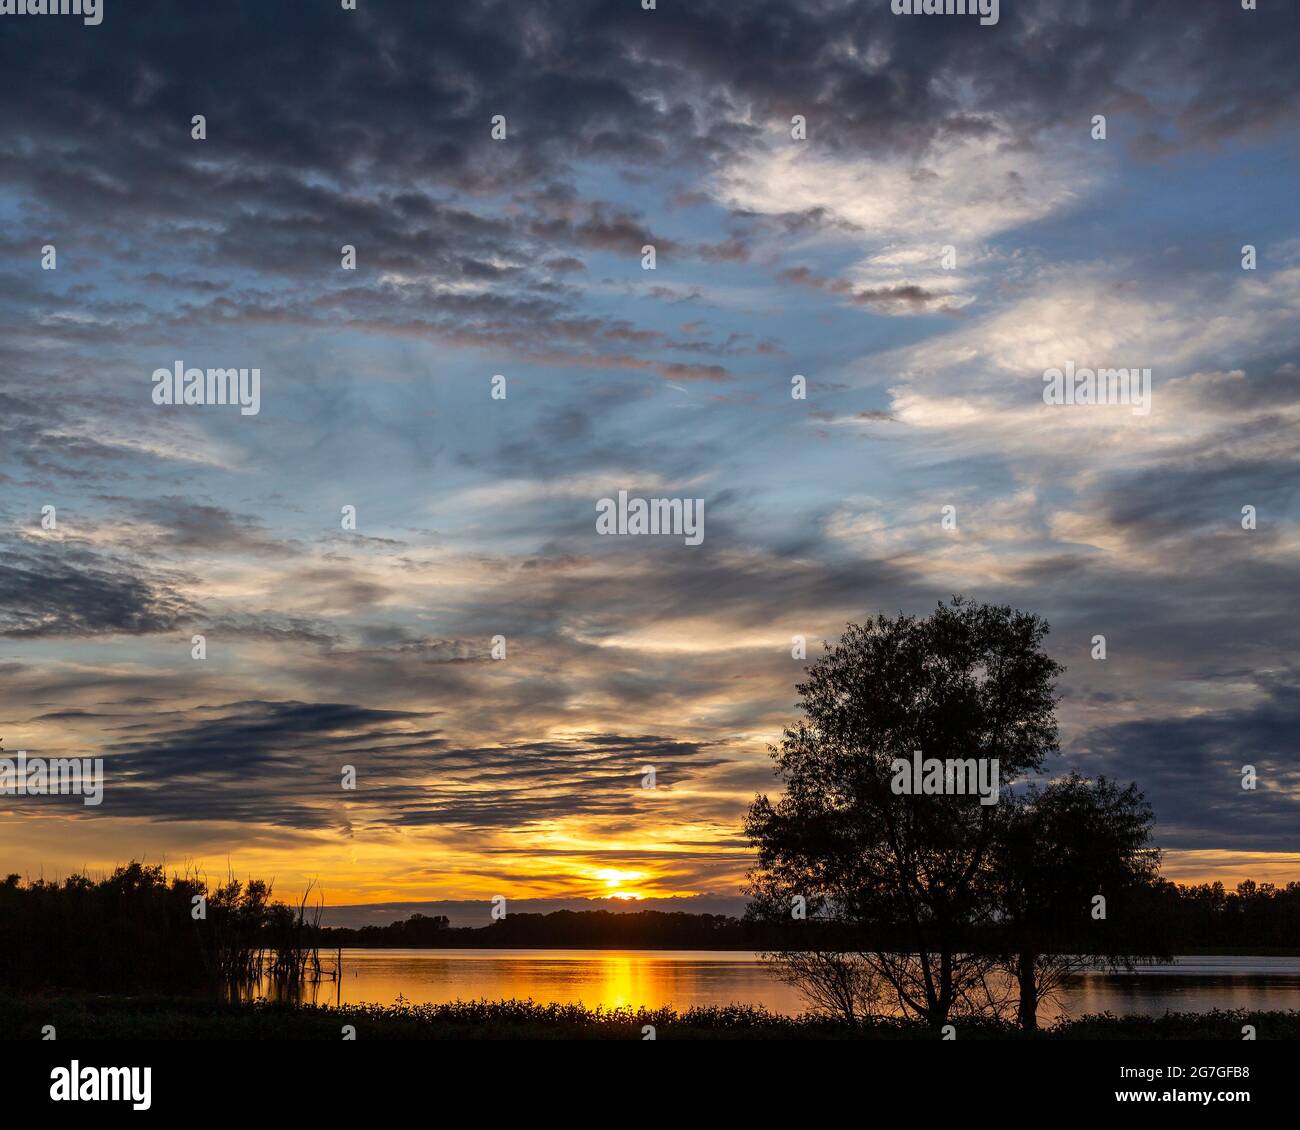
[293,949,1300,1021]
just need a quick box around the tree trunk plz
[1016,951,1038,1030]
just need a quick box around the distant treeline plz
[319,909,786,949]
[319,879,1300,951]
[1136,879,1300,950]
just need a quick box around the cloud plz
[45,700,733,834]
[1069,672,1300,854]
[1,0,1298,899]
[0,539,194,639]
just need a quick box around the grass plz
[3,993,1298,1040]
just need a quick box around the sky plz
[1,0,1298,918]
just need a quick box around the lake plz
[292,949,1300,1021]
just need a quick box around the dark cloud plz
[1068,672,1300,854]
[116,495,287,555]
[5,0,1291,382]
[780,266,956,313]
[0,539,194,638]
[51,700,730,830]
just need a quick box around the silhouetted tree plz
[746,597,1064,1028]
[990,773,1165,1028]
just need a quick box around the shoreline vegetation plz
[2,995,1298,1041]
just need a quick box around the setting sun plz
[594,869,648,899]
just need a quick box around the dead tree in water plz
[269,879,325,985]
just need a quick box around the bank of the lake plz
[3,993,1299,1041]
